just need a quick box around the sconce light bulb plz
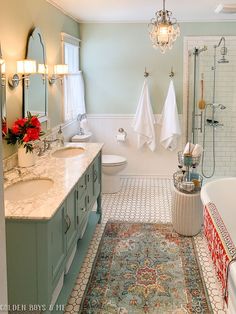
[49,64,68,85]
[17,59,36,74]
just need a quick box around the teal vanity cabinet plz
[5,151,102,310]
[6,201,72,308]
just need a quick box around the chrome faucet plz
[56,126,64,147]
[42,138,58,151]
[77,113,87,135]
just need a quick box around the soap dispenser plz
[57,126,64,147]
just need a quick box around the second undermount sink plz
[52,146,85,158]
[4,178,54,202]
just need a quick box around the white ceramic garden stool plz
[172,185,203,236]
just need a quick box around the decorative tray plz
[173,171,203,194]
[178,151,201,167]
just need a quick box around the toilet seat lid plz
[102,154,127,166]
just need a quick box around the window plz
[62,33,86,122]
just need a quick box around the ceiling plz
[46,0,236,22]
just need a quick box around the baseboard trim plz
[121,174,172,179]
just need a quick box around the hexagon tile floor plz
[65,176,225,314]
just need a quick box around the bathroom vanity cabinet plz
[5,151,102,310]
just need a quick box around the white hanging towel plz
[159,80,181,151]
[132,79,156,151]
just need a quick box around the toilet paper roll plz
[116,134,126,142]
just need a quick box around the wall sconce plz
[38,63,48,83]
[8,59,36,88]
[49,64,68,85]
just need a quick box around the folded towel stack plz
[183,142,195,155]
[192,144,203,157]
[183,142,203,157]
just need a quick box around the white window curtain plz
[64,73,86,121]
[62,33,86,122]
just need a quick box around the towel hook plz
[144,67,149,78]
[169,67,174,78]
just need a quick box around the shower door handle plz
[193,112,203,133]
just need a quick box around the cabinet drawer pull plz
[93,170,98,182]
[81,207,86,212]
[87,195,90,204]
[64,214,71,234]
[87,174,90,183]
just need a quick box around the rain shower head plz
[215,37,229,63]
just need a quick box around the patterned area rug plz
[79,222,212,314]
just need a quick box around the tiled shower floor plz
[65,176,225,313]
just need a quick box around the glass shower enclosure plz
[185,36,236,179]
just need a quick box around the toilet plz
[71,135,127,194]
[102,155,127,194]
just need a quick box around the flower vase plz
[18,145,36,168]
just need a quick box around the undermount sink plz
[52,146,85,158]
[4,178,54,202]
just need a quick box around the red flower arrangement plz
[5,112,44,152]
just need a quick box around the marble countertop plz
[4,142,103,221]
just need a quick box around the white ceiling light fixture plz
[148,0,180,54]
[215,3,236,14]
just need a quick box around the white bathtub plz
[201,177,236,314]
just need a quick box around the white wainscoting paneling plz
[86,114,183,176]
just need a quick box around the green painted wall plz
[0,0,79,158]
[80,22,236,114]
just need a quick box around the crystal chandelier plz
[148,0,180,54]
